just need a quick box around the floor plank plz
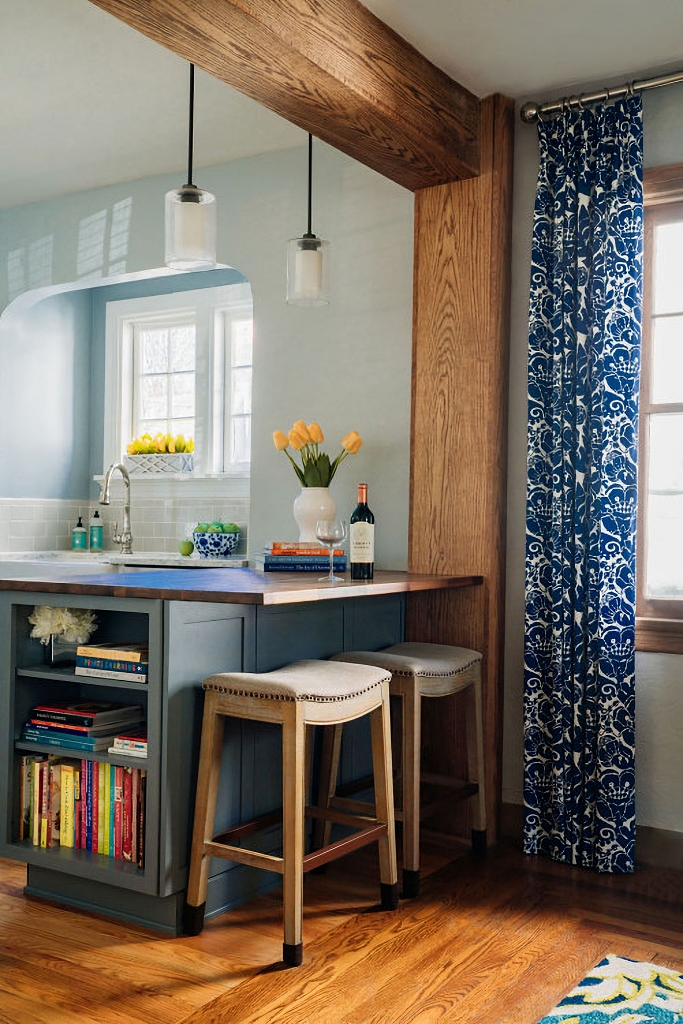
[0,842,681,1024]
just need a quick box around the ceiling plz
[3,0,683,208]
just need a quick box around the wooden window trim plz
[637,166,683,653]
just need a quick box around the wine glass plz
[315,519,347,582]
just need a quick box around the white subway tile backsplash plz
[0,496,249,555]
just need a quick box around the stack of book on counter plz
[21,699,145,752]
[108,727,147,759]
[252,541,347,572]
[74,641,149,682]
[18,752,146,866]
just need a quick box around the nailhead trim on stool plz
[331,643,487,898]
[184,659,400,967]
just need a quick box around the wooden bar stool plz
[184,658,399,967]
[329,643,486,898]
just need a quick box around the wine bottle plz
[349,483,375,580]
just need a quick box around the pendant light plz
[286,134,329,305]
[165,63,217,271]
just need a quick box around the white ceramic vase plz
[292,487,337,543]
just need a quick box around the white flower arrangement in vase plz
[28,606,98,665]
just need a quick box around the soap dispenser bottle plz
[89,509,103,550]
[72,516,87,550]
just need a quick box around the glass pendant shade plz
[287,234,329,306]
[164,64,217,272]
[165,184,217,271]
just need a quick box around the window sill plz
[94,473,250,500]
[636,617,683,655]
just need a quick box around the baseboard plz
[500,802,683,871]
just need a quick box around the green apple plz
[178,540,194,556]
[195,522,209,532]
[222,522,240,533]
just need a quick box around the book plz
[98,762,106,855]
[32,757,46,845]
[265,543,345,556]
[47,760,63,848]
[19,755,33,841]
[86,760,94,852]
[113,765,123,859]
[39,759,49,848]
[32,701,145,727]
[21,728,118,752]
[75,642,148,663]
[122,766,133,862]
[28,719,143,737]
[74,665,148,683]
[252,560,348,573]
[111,730,147,753]
[75,655,148,676]
[254,555,347,567]
[60,762,78,848]
[108,746,147,759]
[137,771,146,869]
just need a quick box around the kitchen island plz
[0,567,481,933]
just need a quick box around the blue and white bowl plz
[192,530,240,558]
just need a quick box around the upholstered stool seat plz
[329,642,486,897]
[184,659,399,967]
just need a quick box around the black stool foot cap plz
[471,829,487,857]
[183,901,206,936]
[283,942,303,967]
[401,869,420,899]
[380,881,400,910]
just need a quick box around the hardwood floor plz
[0,841,682,1023]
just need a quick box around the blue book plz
[259,562,348,572]
[22,728,115,751]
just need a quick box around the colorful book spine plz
[19,755,33,841]
[39,761,49,848]
[98,762,106,855]
[122,766,133,862]
[32,758,44,846]
[258,554,347,565]
[75,656,148,676]
[114,766,123,860]
[60,763,75,848]
[265,545,345,555]
[21,729,117,751]
[79,758,88,850]
[255,561,348,572]
[75,644,147,662]
[74,665,148,683]
[137,771,146,869]
[89,761,98,853]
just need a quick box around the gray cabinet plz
[0,590,403,933]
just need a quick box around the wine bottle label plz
[349,522,375,563]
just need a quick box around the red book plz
[131,769,139,865]
[122,766,133,862]
[114,766,123,859]
[79,758,88,850]
[137,771,146,870]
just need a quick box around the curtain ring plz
[626,81,635,98]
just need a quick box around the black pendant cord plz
[186,63,195,188]
[306,133,313,238]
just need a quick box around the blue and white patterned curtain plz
[524,96,643,874]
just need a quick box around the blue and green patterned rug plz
[538,955,683,1022]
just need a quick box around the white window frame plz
[102,282,252,495]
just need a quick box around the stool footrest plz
[213,809,281,846]
[303,823,388,872]
[206,841,284,873]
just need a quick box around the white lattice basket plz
[125,453,194,475]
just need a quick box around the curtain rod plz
[520,68,683,123]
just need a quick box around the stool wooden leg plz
[466,671,487,855]
[370,691,399,910]
[312,723,343,852]
[184,690,226,935]
[401,685,422,897]
[281,704,306,966]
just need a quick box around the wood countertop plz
[0,567,483,606]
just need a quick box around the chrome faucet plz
[100,461,133,554]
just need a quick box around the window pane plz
[231,416,251,464]
[171,372,195,418]
[654,221,683,314]
[646,494,683,597]
[652,315,683,403]
[170,325,195,371]
[648,413,683,491]
[140,375,168,419]
[141,329,169,372]
[137,419,167,438]
[231,367,252,415]
[231,319,253,366]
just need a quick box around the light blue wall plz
[504,82,683,836]
[0,144,414,566]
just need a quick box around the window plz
[638,166,683,652]
[103,282,252,479]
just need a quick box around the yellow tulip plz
[292,420,311,443]
[187,438,195,453]
[308,422,324,444]
[126,442,135,455]
[288,427,308,450]
[341,430,363,454]
[273,429,289,451]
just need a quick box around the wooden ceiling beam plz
[87,0,480,190]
